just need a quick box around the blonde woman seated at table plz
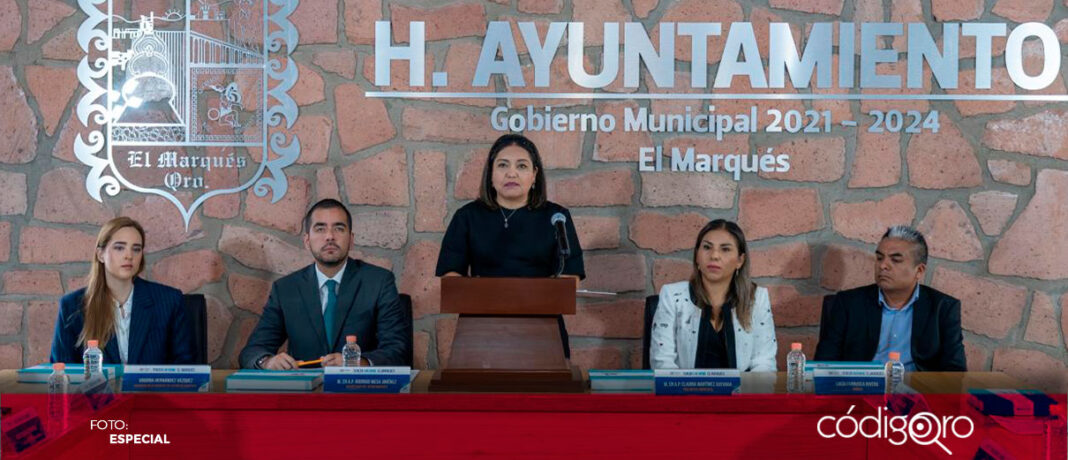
[650,219,777,371]
[50,217,195,365]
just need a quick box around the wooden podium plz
[430,277,585,392]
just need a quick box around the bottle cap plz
[346,335,356,343]
[790,342,802,351]
[889,352,900,360]
[52,363,65,371]
[87,339,99,348]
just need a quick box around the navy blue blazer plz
[238,258,411,368]
[49,277,196,365]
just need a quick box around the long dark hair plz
[688,219,756,331]
[478,134,548,210]
[81,217,146,346]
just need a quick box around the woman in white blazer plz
[650,219,778,371]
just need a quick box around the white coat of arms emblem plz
[75,0,301,227]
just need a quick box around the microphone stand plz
[554,226,569,277]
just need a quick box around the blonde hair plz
[79,217,146,346]
[688,219,755,331]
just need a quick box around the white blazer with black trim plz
[650,281,778,371]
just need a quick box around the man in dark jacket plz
[239,199,411,369]
[815,226,966,371]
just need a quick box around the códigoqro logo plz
[817,405,975,455]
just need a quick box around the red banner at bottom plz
[2,392,1065,459]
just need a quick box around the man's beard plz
[313,245,346,266]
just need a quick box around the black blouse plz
[695,301,737,369]
[435,201,585,278]
[435,200,585,359]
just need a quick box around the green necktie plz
[324,279,338,347]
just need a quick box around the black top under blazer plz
[814,283,966,372]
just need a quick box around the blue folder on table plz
[226,370,323,392]
[17,363,122,384]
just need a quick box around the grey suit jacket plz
[239,258,411,368]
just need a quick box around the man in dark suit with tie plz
[815,226,966,371]
[239,199,411,369]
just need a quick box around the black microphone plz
[551,212,570,277]
[551,212,570,259]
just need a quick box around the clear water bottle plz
[342,335,362,367]
[885,351,905,393]
[47,363,69,431]
[786,342,806,393]
[83,339,103,380]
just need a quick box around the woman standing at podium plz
[49,217,196,365]
[650,220,777,371]
[435,134,585,358]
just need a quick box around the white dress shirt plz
[114,286,134,364]
[314,261,347,315]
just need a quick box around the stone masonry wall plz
[0,0,1066,391]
